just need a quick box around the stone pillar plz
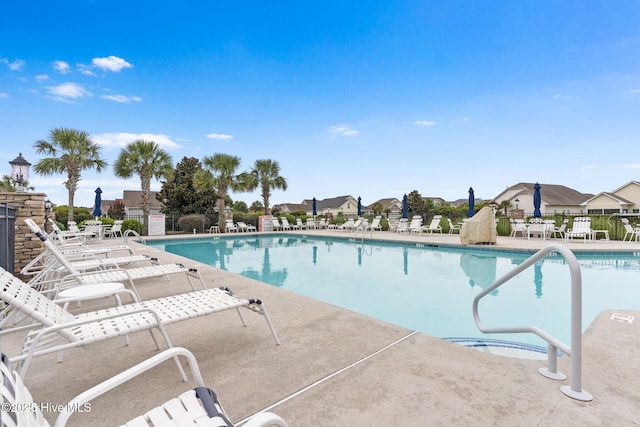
[0,192,47,279]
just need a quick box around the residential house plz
[374,198,403,216]
[492,183,592,216]
[582,181,640,214]
[272,202,309,214]
[122,190,164,218]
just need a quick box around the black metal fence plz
[0,203,16,273]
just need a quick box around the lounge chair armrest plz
[54,348,206,427]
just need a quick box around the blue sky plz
[2,1,640,209]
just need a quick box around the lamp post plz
[515,198,520,210]
[44,199,53,232]
[9,153,31,192]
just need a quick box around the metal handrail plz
[123,229,146,245]
[472,244,592,401]
[353,219,368,242]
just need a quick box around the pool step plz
[444,337,562,360]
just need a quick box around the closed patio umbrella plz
[468,187,475,218]
[312,197,317,217]
[533,183,542,218]
[357,196,362,216]
[402,194,408,219]
[92,187,102,218]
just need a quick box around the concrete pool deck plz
[3,231,639,426]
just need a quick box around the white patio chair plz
[621,218,639,242]
[0,267,280,380]
[423,215,443,234]
[236,221,249,232]
[408,216,423,234]
[564,217,592,243]
[306,218,317,229]
[103,220,124,238]
[1,348,287,427]
[447,218,461,234]
[280,217,292,231]
[272,218,282,231]
[225,220,238,233]
[551,219,569,239]
[296,218,306,229]
[509,218,528,238]
[368,216,382,231]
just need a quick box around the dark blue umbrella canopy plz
[533,182,542,218]
[357,196,362,216]
[468,187,475,218]
[92,187,102,218]
[402,194,408,219]
[312,197,317,216]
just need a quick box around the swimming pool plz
[146,235,640,350]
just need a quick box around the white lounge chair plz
[280,217,292,231]
[296,218,306,229]
[307,218,317,229]
[272,218,282,231]
[408,216,423,234]
[509,218,528,238]
[103,220,124,238]
[621,218,639,242]
[25,219,206,297]
[447,218,461,234]
[1,347,287,427]
[368,216,382,231]
[565,217,592,243]
[225,220,238,233]
[0,267,280,380]
[338,218,355,231]
[423,215,443,234]
[551,219,569,239]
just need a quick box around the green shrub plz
[122,219,142,234]
[177,215,210,233]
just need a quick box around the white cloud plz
[92,56,132,72]
[1,58,25,71]
[622,164,640,169]
[78,64,96,76]
[47,82,92,102]
[206,133,233,140]
[628,89,640,94]
[92,132,182,149]
[414,120,437,127]
[101,94,143,103]
[460,117,471,121]
[0,92,8,99]
[53,60,71,74]
[554,94,570,100]
[582,164,597,169]
[35,74,49,81]
[329,124,359,136]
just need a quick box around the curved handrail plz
[123,229,146,245]
[472,244,592,401]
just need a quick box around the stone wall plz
[0,192,47,279]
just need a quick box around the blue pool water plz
[146,235,640,348]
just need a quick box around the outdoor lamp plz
[515,198,520,210]
[44,199,53,232]
[9,152,31,192]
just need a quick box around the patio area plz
[2,231,639,426]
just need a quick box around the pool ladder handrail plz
[353,218,368,242]
[124,229,146,245]
[472,244,592,402]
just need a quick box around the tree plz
[406,190,425,217]
[497,199,512,216]
[246,159,288,215]
[370,201,384,216]
[0,175,35,191]
[107,199,125,220]
[33,128,108,222]
[193,153,251,232]
[250,200,264,213]
[114,140,173,232]
[232,200,248,213]
[158,157,216,214]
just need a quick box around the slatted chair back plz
[0,268,78,342]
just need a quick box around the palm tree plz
[246,159,288,215]
[498,199,512,216]
[33,128,108,222]
[193,153,250,232]
[113,140,173,231]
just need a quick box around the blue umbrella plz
[312,197,317,216]
[533,182,542,218]
[468,187,475,218]
[357,196,362,216]
[92,187,102,218]
[402,194,408,219]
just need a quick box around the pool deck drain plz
[4,232,640,426]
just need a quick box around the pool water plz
[146,235,640,349]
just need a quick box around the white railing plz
[353,219,368,242]
[123,229,146,245]
[472,244,592,401]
